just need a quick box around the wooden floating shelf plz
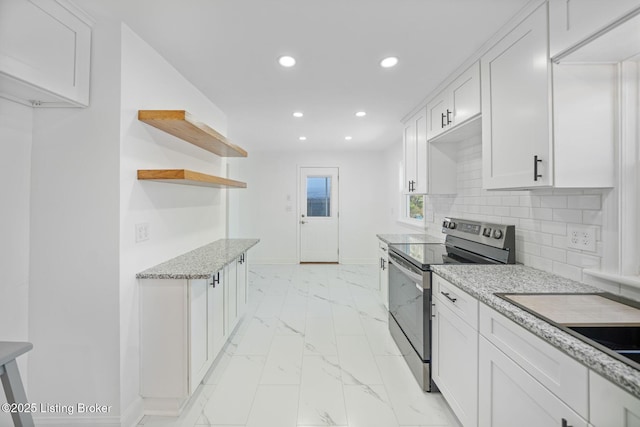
[138,110,248,158]
[137,169,247,189]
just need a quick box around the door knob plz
[301,214,306,217]
[300,220,306,224]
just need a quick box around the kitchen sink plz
[495,292,640,371]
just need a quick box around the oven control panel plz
[442,217,515,250]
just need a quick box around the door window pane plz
[307,176,331,217]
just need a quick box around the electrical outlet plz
[567,224,596,252]
[135,223,149,243]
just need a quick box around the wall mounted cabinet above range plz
[481,3,617,190]
[0,0,92,107]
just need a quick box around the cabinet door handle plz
[441,112,446,129]
[210,271,220,287]
[446,109,452,125]
[382,259,386,270]
[534,155,543,181]
[441,291,457,303]
[561,418,572,427]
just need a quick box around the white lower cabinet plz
[140,254,250,415]
[590,371,640,427]
[378,240,389,309]
[432,275,478,427]
[478,335,588,427]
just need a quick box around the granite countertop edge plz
[136,238,260,280]
[431,264,640,400]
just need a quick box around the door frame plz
[297,165,340,263]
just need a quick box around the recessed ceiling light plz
[380,56,399,68]
[345,136,353,141]
[293,112,304,118]
[355,111,366,117]
[299,136,307,141]
[278,55,296,67]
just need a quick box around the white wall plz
[28,16,122,426]
[228,150,387,264]
[119,24,227,424]
[0,98,32,427]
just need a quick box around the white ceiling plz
[75,0,530,152]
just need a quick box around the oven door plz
[388,252,430,361]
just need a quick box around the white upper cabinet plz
[427,62,480,141]
[403,107,456,195]
[481,2,617,190]
[481,4,551,190]
[0,0,92,107]
[549,0,640,58]
[403,107,428,194]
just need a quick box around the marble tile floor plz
[138,264,462,427]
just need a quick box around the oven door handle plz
[390,257,424,291]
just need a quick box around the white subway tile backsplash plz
[509,206,531,218]
[531,208,553,220]
[566,251,601,269]
[540,195,568,209]
[552,209,582,223]
[568,195,601,210]
[540,221,567,236]
[422,137,604,284]
[553,261,583,282]
[582,210,603,225]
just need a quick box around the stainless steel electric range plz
[387,217,516,391]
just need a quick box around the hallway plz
[139,264,461,427]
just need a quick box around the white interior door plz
[299,167,339,263]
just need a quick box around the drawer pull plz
[561,419,572,427]
[441,291,457,303]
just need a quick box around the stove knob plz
[448,222,456,229]
[483,227,492,237]
[493,229,503,239]
[442,220,448,228]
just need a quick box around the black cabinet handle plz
[534,155,542,181]
[210,271,220,287]
[382,259,386,271]
[441,291,457,303]
[561,418,572,427]
[446,109,452,125]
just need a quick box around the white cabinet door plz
[0,0,91,106]
[403,108,428,193]
[450,61,481,127]
[481,4,552,189]
[225,261,238,332]
[237,253,248,316]
[403,120,417,193]
[432,297,478,427]
[478,336,588,427]
[378,241,389,309]
[426,91,450,140]
[189,279,209,394]
[209,272,226,359]
[590,371,640,427]
[549,0,640,57]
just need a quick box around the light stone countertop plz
[431,264,640,399]
[136,238,259,280]
[377,233,443,245]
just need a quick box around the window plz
[407,194,424,221]
[306,176,331,217]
